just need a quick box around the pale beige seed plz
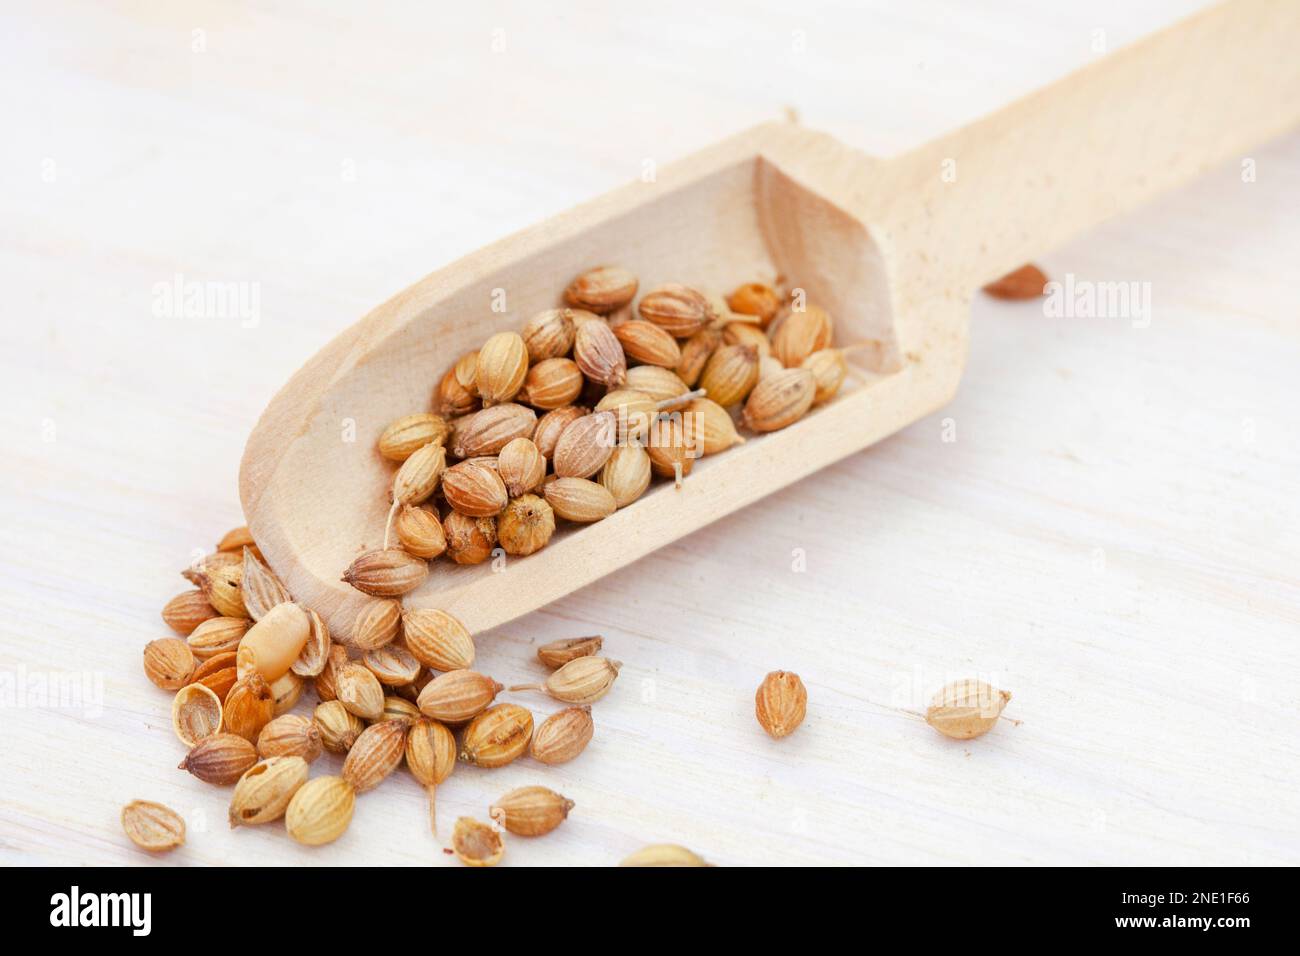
[416,669,502,724]
[531,705,594,765]
[771,304,833,367]
[638,283,714,338]
[620,844,710,867]
[452,816,504,867]
[402,608,476,671]
[599,444,652,508]
[182,549,241,586]
[378,412,450,461]
[476,331,529,405]
[336,662,385,721]
[443,511,497,565]
[240,548,291,622]
[270,670,304,715]
[565,265,638,314]
[257,713,323,762]
[342,719,409,792]
[442,459,509,517]
[436,357,479,418]
[187,616,249,661]
[161,589,218,636]
[521,308,577,362]
[313,644,349,702]
[728,281,782,327]
[341,549,429,597]
[450,403,537,458]
[381,695,422,721]
[537,635,603,669]
[217,526,257,554]
[394,504,447,559]
[237,601,310,681]
[391,441,446,506]
[925,680,1012,740]
[511,656,621,704]
[533,405,588,459]
[229,756,309,827]
[365,643,423,686]
[172,683,224,747]
[350,599,402,652]
[573,318,627,388]
[393,670,432,704]
[553,411,618,479]
[407,716,455,835]
[801,348,848,405]
[686,397,744,455]
[490,786,574,836]
[143,638,195,690]
[122,800,185,852]
[741,367,816,432]
[193,563,246,619]
[614,319,682,367]
[191,651,238,702]
[755,670,807,739]
[676,327,722,387]
[459,704,533,768]
[518,357,583,410]
[223,672,275,742]
[497,437,546,498]
[497,494,556,556]
[179,732,258,785]
[699,343,759,407]
[286,776,355,846]
[594,388,656,441]
[315,700,365,754]
[544,477,616,523]
[646,415,696,481]
[291,610,331,678]
[625,365,690,404]
[724,320,773,357]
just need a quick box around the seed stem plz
[656,388,706,410]
[383,500,400,550]
[426,783,438,836]
[508,682,544,693]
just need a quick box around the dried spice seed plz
[436,358,480,418]
[382,694,422,721]
[676,327,722,387]
[336,662,385,721]
[162,590,218,635]
[982,263,1048,300]
[755,671,807,739]
[342,549,429,597]
[378,412,450,461]
[217,526,257,555]
[342,719,409,792]
[291,610,331,678]
[646,415,695,482]
[416,669,502,724]
[443,511,497,565]
[194,563,246,619]
[518,357,584,410]
[179,732,258,785]
[620,844,710,867]
[122,800,185,852]
[237,601,310,681]
[727,282,782,327]
[182,549,241,586]
[490,786,574,836]
[638,284,714,338]
[699,343,760,407]
[459,704,533,768]
[521,308,577,361]
[223,672,275,742]
[599,444,652,508]
[536,636,603,669]
[533,405,588,459]
[390,441,446,508]
[476,331,529,405]
[172,683,224,747]
[544,477,617,523]
[565,265,638,314]
[313,643,349,702]
[687,397,744,454]
[229,755,309,827]
[315,700,365,754]
[497,437,546,498]
[286,775,355,846]
[531,705,594,765]
[553,411,618,479]
[594,388,656,441]
[723,320,772,357]
[365,643,423,686]
[257,713,323,762]
[241,547,292,622]
[925,680,1012,740]
[407,717,456,835]
[573,319,627,388]
[402,608,476,671]
[192,651,239,702]
[614,319,682,367]
[801,348,848,405]
[442,459,509,517]
[350,599,402,652]
[497,494,556,556]
[624,365,690,404]
[451,817,504,867]
[270,670,303,715]
[771,304,833,367]
[741,367,816,432]
[394,504,447,559]
[143,638,196,691]
[450,403,538,459]
[511,656,621,704]
[187,616,249,661]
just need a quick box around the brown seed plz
[313,643,349,702]
[741,367,816,432]
[521,308,577,361]
[801,348,848,405]
[497,437,546,498]
[511,656,621,704]
[614,319,682,367]
[646,415,696,481]
[553,411,618,479]
[686,397,744,455]
[573,319,627,388]
[724,320,772,357]
[182,549,241,585]
[223,672,275,742]
[291,609,331,678]
[518,357,583,410]
[315,700,365,753]
[925,680,1012,740]
[342,549,429,597]
[286,775,355,846]
[594,388,656,442]
[620,844,710,867]
[459,704,533,768]
[394,504,447,559]
[236,601,310,681]
[490,786,574,836]
[172,682,224,746]
[351,599,402,651]
[544,476,617,522]
[565,265,638,314]
[452,816,504,867]
[394,668,433,704]
[728,282,782,327]
[599,444,652,508]
[771,305,833,367]
[676,327,722,387]
[537,636,603,669]
[443,511,497,565]
[476,331,529,405]
[228,755,309,827]
[699,343,760,407]
[442,459,509,517]
[257,713,323,762]
[416,669,502,724]
[407,717,456,835]
[193,562,246,619]
[381,694,422,721]
[143,638,195,690]
[187,615,249,660]
[497,494,556,556]
[390,441,446,508]
[982,263,1048,300]
[342,719,409,792]
[755,671,807,739]
[216,526,257,554]
[625,365,690,404]
[179,732,258,785]
[121,800,185,852]
[638,284,715,337]
[402,608,476,671]
[531,705,594,765]
[336,662,385,720]
[378,412,450,461]
[241,547,292,622]
[364,643,423,686]
[192,651,239,701]
[533,405,588,459]
[436,358,480,418]
[270,670,304,715]
[161,590,218,635]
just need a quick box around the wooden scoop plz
[241,0,1300,638]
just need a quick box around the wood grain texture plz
[1,0,1297,866]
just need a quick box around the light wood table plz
[1,0,1296,865]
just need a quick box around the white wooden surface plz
[2,0,1297,866]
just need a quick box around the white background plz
[1,0,1297,865]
